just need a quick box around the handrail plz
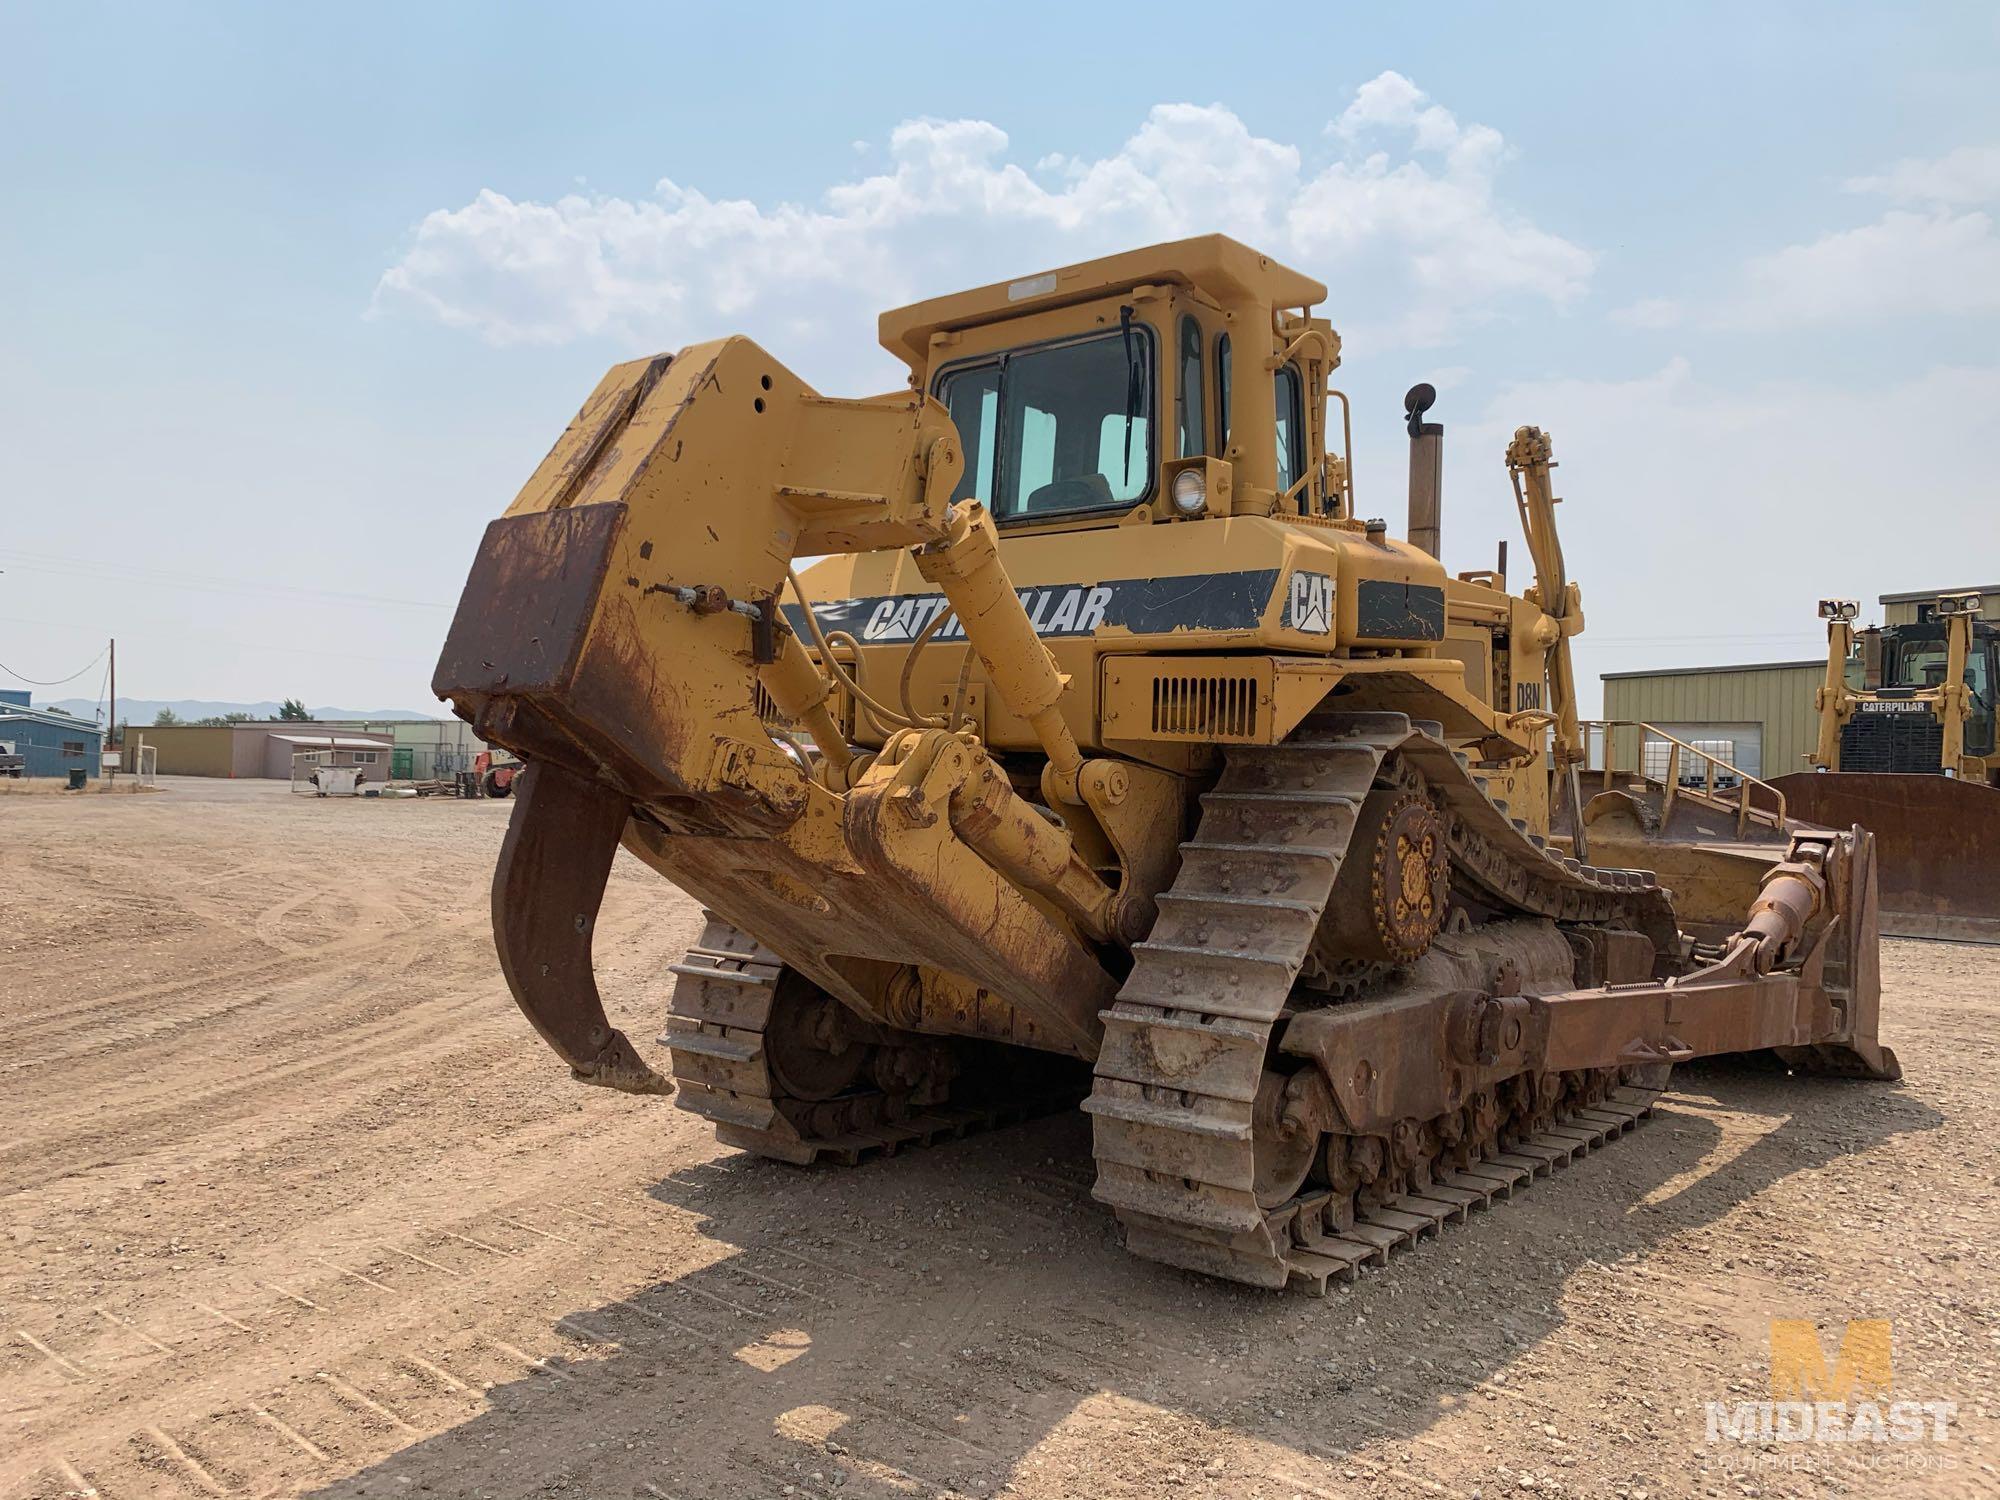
[1577,719,1787,838]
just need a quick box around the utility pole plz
[108,637,116,782]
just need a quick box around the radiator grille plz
[1839,708,1942,773]
[1151,673,1260,739]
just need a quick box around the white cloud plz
[374,77,1591,385]
[1713,143,2000,329]
[1440,359,2000,712]
[1333,69,1506,179]
[1845,144,2000,206]
[1730,208,2000,327]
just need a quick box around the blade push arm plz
[1812,609,1856,770]
[1505,426,1583,770]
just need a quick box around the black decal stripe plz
[1115,569,1280,635]
[781,569,1282,643]
[1354,580,1445,641]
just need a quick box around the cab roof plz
[878,235,1327,372]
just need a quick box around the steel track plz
[664,916,1081,1165]
[1083,710,1675,1291]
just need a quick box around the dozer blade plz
[1767,772,2000,945]
[491,760,672,1095]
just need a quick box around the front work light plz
[1170,467,1207,516]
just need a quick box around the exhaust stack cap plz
[1404,382,1439,437]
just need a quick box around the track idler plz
[490,760,673,1095]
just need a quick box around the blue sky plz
[2,3,1996,716]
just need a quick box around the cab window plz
[941,365,998,506]
[935,326,1155,521]
[1274,364,1303,493]
[1897,642,1992,697]
[1215,335,1308,493]
[1176,315,1205,458]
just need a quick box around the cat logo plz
[1286,571,1333,635]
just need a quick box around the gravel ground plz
[1,777,1994,1500]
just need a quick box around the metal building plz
[0,692,105,779]
[1600,660,1823,780]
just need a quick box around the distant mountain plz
[37,698,439,724]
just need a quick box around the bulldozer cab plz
[1836,611,2000,766]
[880,235,1348,530]
[1870,623,1998,710]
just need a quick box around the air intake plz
[1151,673,1260,739]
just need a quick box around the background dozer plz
[1762,594,2000,942]
[434,235,1899,1293]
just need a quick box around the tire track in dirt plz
[0,912,492,1084]
[1,885,664,1153]
[0,899,481,1059]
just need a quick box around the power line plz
[0,644,109,686]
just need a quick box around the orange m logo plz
[1769,1319,1892,1400]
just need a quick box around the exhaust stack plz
[1405,383,1442,561]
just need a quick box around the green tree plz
[278,698,312,721]
[153,708,181,726]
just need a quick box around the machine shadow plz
[308,1067,1941,1500]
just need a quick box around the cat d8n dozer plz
[434,236,1898,1292]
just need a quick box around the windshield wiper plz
[1119,304,1139,488]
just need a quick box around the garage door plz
[1640,722,1763,780]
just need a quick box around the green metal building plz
[1601,659,1823,781]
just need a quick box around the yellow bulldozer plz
[434,236,1898,1292]
[1760,592,2000,942]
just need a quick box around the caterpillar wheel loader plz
[433,236,1899,1293]
[1762,594,2000,943]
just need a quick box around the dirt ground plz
[2,778,1995,1500]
